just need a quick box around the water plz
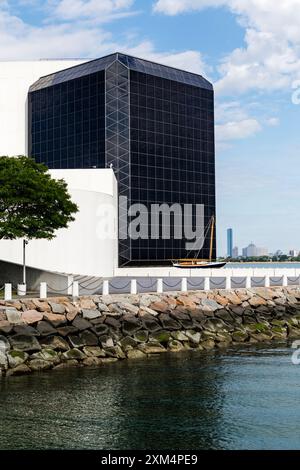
[1,344,300,450]
[226,262,300,269]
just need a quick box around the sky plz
[0,0,299,255]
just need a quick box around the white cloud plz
[154,0,225,15]
[154,0,300,96]
[49,0,136,22]
[0,0,209,82]
[124,40,209,76]
[266,117,279,127]
[216,118,261,142]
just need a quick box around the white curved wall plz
[0,169,118,278]
[0,60,85,156]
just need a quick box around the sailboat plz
[172,215,227,269]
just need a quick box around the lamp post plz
[18,239,29,296]
[23,239,28,285]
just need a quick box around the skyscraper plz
[232,246,239,258]
[227,228,233,258]
[28,52,216,267]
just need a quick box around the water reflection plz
[0,345,300,450]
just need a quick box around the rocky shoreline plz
[0,286,300,377]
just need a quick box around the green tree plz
[0,156,79,286]
[0,156,78,240]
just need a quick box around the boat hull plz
[173,262,227,269]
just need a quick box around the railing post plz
[67,275,73,295]
[102,280,109,296]
[282,274,288,287]
[4,283,12,301]
[265,275,270,287]
[246,276,251,289]
[72,281,79,298]
[17,284,26,296]
[40,282,47,299]
[157,278,163,293]
[225,275,231,290]
[204,277,210,291]
[181,277,187,292]
[130,279,137,294]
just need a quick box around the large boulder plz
[43,312,66,327]
[185,330,201,345]
[79,330,98,346]
[249,296,267,307]
[93,323,110,336]
[6,364,31,376]
[29,359,52,371]
[149,301,170,313]
[0,335,10,353]
[127,349,146,359]
[9,334,41,352]
[81,309,101,320]
[31,348,59,364]
[158,314,181,330]
[69,335,85,348]
[177,296,197,310]
[138,342,166,354]
[62,348,86,361]
[83,346,106,357]
[49,302,66,314]
[103,345,125,359]
[232,330,249,342]
[0,320,13,334]
[200,298,221,312]
[7,350,28,368]
[150,330,171,344]
[168,340,185,352]
[13,324,40,336]
[104,317,121,329]
[120,336,138,350]
[138,306,159,317]
[32,299,50,312]
[36,321,57,337]
[122,316,142,335]
[141,315,162,332]
[72,316,92,331]
[21,310,43,324]
[6,309,23,324]
[40,335,69,351]
[220,291,242,306]
[118,302,139,315]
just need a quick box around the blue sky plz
[1,0,299,255]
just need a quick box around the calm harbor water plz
[226,262,300,269]
[1,343,300,450]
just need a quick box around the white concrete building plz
[0,60,120,280]
[0,168,118,278]
[0,60,86,156]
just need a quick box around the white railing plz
[1,268,300,300]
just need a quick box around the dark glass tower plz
[28,52,216,267]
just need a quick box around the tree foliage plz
[0,156,78,240]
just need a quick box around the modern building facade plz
[28,52,216,267]
[227,228,233,258]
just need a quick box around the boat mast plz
[209,215,215,262]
